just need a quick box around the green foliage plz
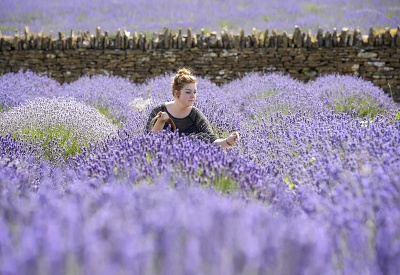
[304,3,321,13]
[251,104,295,122]
[0,104,9,113]
[201,28,212,34]
[386,12,395,19]
[145,152,153,163]
[211,123,231,141]
[113,166,119,176]
[195,169,238,194]
[15,125,87,162]
[254,89,282,99]
[394,111,400,121]
[217,20,235,30]
[76,13,87,22]
[213,176,238,194]
[332,95,384,118]
[283,176,297,190]
[247,89,291,121]
[27,13,38,21]
[196,168,203,177]
[261,15,270,22]
[96,106,123,128]
[21,13,40,24]
[0,25,14,32]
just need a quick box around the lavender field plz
[1,0,399,36]
[1,0,400,274]
[0,70,400,274]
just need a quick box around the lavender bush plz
[0,71,62,111]
[0,71,400,274]
[0,97,119,162]
[1,0,399,36]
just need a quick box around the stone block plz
[367,61,385,67]
[357,52,378,58]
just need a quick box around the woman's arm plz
[213,131,240,149]
[151,112,170,133]
[193,108,239,149]
[146,106,161,133]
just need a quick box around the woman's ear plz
[174,90,180,98]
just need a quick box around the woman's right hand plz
[157,111,169,123]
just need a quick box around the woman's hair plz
[171,68,197,95]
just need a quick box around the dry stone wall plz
[1,26,400,101]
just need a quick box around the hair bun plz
[177,68,191,76]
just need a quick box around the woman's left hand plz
[226,131,240,146]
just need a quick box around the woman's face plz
[175,83,197,107]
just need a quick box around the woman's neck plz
[166,101,192,118]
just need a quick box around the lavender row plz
[1,0,399,36]
[0,177,334,275]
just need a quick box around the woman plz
[146,68,239,149]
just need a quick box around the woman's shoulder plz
[191,106,202,114]
[190,106,207,120]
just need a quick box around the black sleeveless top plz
[146,103,218,143]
